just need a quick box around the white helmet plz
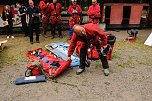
[71,0,77,2]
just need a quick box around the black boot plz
[76,48,87,75]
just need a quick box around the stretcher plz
[26,48,71,78]
[45,42,80,67]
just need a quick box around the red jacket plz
[49,3,62,24]
[39,1,49,15]
[87,4,101,24]
[68,23,108,57]
[68,5,82,26]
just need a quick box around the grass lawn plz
[0,31,69,67]
[0,29,152,69]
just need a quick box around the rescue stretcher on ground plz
[45,42,80,67]
[25,48,71,78]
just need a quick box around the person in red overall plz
[67,0,82,39]
[67,23,110,76]
[39,0,50,37]
[49,0,62,39]
[87,0,101,24]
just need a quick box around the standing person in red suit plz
[87,0,101,24]
[67,0,82,40]
[67,23,110,76]
[39,0,50,37]
[49,0,62,39]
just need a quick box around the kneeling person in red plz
[67,23,110,76]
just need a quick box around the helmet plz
[71,0,77,2]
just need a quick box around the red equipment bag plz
[75,34,116,60]
[87,46,99,60]
[126,29,138,42]
[26,48,71,78]
[107,34,116,60]
[75,41,99,60]
[126,36,136,42]
[75,41,99,59]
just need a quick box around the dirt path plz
[0,29,152,101]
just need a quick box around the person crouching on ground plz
[67,23,110,76]
[26,0,41,44]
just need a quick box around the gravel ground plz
[0,29,152,101]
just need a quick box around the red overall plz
[68,23,107,57]
[68,23,109,69]
[68,4,82,27]
[39,0,49,35]
[68,4,82,38]
[48,2,62,38]
[87,4,101,24]
[49,3,62,24]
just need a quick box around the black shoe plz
[76,68,85,75]
[68,36,72,40]
[30,42,33,44]
[58,34,63,38]
[51,36,54,39]
[36,41,40,43]
[43,34,47,38]
[85,60,91,67]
